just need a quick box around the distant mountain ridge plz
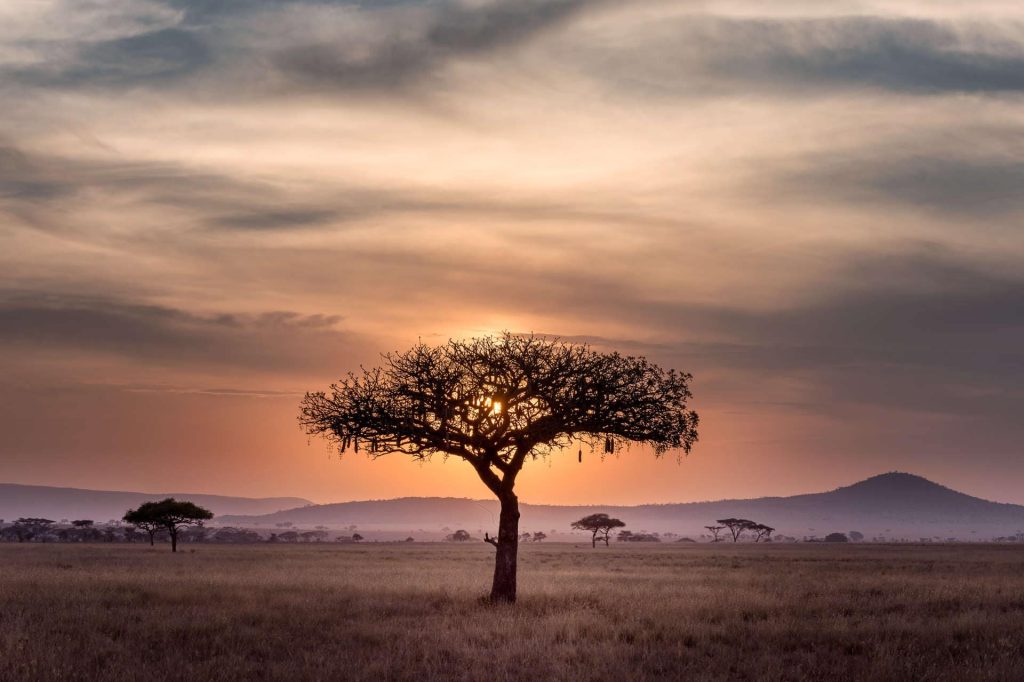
[217,473,1024,540]
[0,483,312,522]
[7,474,1023,540]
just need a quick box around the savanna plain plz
[3,542,1023,681]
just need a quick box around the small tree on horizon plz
[123,499,213,552]
[300,333,698,603]
[704,525,725,542]
[12,518,54,543]
[572,513,626,548]
[751,524,775,543]
[717,518,758,543]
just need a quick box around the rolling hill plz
[0,483,312,522]
[216,473,1024,540]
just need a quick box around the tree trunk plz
[170,530,177,553]
[149,531,155,547]
[591,531,597,548]
[489,494,520,603]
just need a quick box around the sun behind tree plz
[300,333,699,603]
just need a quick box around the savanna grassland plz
[3,542,1024,681]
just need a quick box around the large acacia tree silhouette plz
[300,333,698,603]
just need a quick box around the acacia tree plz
[300,333,698,603]
[704,525,725,542]
[123,499,213,552]
[751,523,775,542]
[12,518,54,543]
[572,513,626,548]
[717,518,757,543]
[126,516,162,546]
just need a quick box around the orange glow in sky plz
[1,0,1022,505]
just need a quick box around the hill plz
[0,483,312,522]
[217,473,1024,540]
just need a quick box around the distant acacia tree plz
[123,499,213,552]
[352,533,364,542]
[301,333,698,603]
[214,527,260,543]
[12,518,54,543]
[824,532,849,543]
[447,529,472,542]
[532,531,547,542]
[717,518,758,543]
[572,513,626,548]
[848,531,864,542]
[704,525,725,542]
[519,532,532,543]
[618,530,660,542]
[127,516,162,546]
[751,524,775,543]
[72,519,94,528]
[301,530,329,543]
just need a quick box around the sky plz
[1,0,1022,506]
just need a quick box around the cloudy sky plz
[1,0,1022,505]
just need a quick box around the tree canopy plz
[717,518,758,542]
[300,333,698,602]
[123,499,213,552]
[751,523,775,543]
[572,513,627,547]
[714,519,775,542]
[704,525,725,542]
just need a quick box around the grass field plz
[3,542,1024,681]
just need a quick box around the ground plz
[2,542,1024,681]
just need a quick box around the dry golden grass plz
[2,542,1024,681]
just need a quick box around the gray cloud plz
[2,0,606,94]
[9,27,211,88]
[741,121,1024,217]
[8,6,1024,101]
[790,156,1024,216]
[210,208,343,231]
[582,16,1024,96]
[275,0,603,90]
[478,245,1024,418]
[0,292,361,375]
[160,0,410,24]
[0,146,76,201]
